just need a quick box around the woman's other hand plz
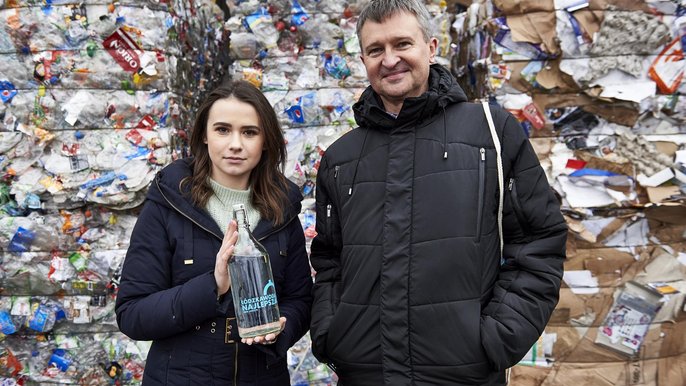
[215,220,238,297]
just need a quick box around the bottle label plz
[240,291,278,313]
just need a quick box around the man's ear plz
[428,37,438,63]
[360,54,365,65]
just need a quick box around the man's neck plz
[381,99,403,116]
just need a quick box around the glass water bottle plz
[228,204,281,338]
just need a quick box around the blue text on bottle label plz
[240,293,278,313]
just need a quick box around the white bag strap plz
[482,101,504,262]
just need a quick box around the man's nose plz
[381,50,400,67]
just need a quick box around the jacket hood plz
[147,158,303,239]
[343,64,468,196]
[352,64,467,131]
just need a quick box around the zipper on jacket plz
[476,148,486,243]
[156,179,223,240]
[326,204,332,240]
[508,177,531,235]
[334,164,354,196]
[257,215,296,242]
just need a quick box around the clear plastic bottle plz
[229,204,281,338]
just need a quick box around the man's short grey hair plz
[356,0,434,45]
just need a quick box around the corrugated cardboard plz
[581,102,640,127]
[646,186,682,204]
[493,0,554,13]
[645,221,686,243]
[657,351,686,384]
[572,151,635,177]
[576,247,638,287]
[645,205,686,225]
[555,287,615,324]
[509,364,553,385]
[535,58,582,91]
[507,12,561,55]
[572,8,604,40]
[509,356,686,386]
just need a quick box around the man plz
[309,0,568,385]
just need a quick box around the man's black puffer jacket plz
[310,64,567,386]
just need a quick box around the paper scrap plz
[678,253,686,266]
[62,90,93,126]
[558,175,617,208]
[563,270,599,294]
[637,167,675,187]
[590,70,657,103]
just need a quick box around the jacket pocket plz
[507,177,531,235]
[325,303,379,365]
[334,164,348,196]
[324,202,343,251]
[476,147,486,242]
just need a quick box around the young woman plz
[115,80,313,385]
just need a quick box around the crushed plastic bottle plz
[243,8,279,49]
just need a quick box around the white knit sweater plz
[206,179,261,233]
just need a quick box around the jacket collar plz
[147,158,302,240]
[352,64,467,131]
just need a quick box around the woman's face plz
[204,97,265,190]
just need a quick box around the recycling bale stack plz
[449,0,686,384]
[0,1,228,384]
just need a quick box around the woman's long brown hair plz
[181,80,290,225]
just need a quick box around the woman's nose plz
[228,133,242,150]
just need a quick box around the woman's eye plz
[243,129,259,137]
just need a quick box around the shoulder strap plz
[482,101,504,263]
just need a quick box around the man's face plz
[359,11,438,114]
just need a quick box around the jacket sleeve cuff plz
[215,290,232,314]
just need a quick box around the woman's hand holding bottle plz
[241,317,287,345]
[215,220,238,297]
